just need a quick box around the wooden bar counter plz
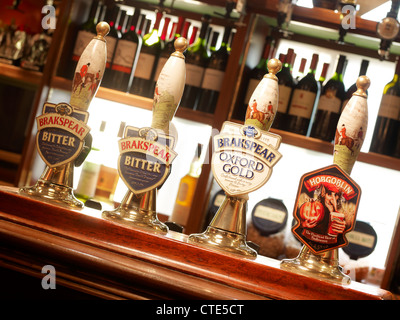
[0,186,392,300]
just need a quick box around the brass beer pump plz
[102,38,188,233]
[281,76,370,284]
[20,22,110,208]
[188,59,283,257]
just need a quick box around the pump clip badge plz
[212,121,282,196]
[118,126,177,194]
[36,102,90,167]
[292,164,361,254]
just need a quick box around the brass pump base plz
[188,226,257,258]
[280,246,351,285]
[102,189,168,233]
[188,194,256,258]
[19,179,84,208]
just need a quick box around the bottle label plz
[214,193,225,207]
[105,37,117,67]
[378,94,400,120]
[292,164,361,254]
[346,230,375,248]
[154,56,168,83]
[317,93,341,113]
[254,205,286,224]
[36,102,90,167]
[201,68,224,91]
[244,78,259,106]
[177,182,190,202]
[72,30,94,61]
[212,121,282,196]
[111,40,138,73]
[134,53,156,80]
[288,89,316,118]
[185,63,205,87]
[278,85,293,113]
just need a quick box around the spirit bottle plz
[169,143,203,229]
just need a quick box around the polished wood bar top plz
[0,186,392,300]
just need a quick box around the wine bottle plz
[189,26,199,46]
[236,36,274,121]
[68,0,102,79]
[169,144,203,229]
[196,25,232,113]
[369,58,400,156]
[101,5,122,88]
[153,16,185,88]
[160,17,171,45]
[130,11,164,98]
[285,53,320,135]
[342,59,369,111]
[273,48,295,130]
[310,55,347,142]
[296,58,307,84]
[318,62,330,86]
[179,15,211,110]
[106,9,142,92]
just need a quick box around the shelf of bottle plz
[0,62,43,87]
[246,0,388,41]
[51,76,215,126]
[229,119,400,172]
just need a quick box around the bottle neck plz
[308,54,319,77]
[191,20,209,50]
[153,12,163,31]
[144,12,163,45]
[298,58,306,75]
[188,145,203,177]
[188,157,202,177]
[189,26,198,45]
[181,21,190,39]
[173,17,185,39]
[221,26,232,48]
[87,1,100,24]
[319,62,329,82]
[332,55,346,82]
[284,49,294,71]
[105,6,120,30]
[209,32,219,52]
[393,59,400,82]
[126,12,140,33]
[359,60,369,76]
[161,17,171,41]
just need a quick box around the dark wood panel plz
[0,186,392,300]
